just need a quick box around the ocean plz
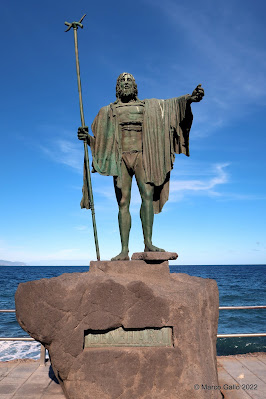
[0,265,265,361]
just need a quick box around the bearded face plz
[116,73,138,101]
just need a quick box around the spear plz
[65,14,100,261]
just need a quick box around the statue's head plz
[116,72,138,101]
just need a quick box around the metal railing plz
[1,306,266,365]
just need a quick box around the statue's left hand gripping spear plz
[65,15,100,261]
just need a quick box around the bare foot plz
[111,251,130,261]
[144,243,165,252]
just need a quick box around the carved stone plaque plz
[84,327,173,348]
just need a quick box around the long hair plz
[116,72,138,99]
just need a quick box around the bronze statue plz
[78,73,204,260]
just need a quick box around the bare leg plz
[135,156,165,252]
[111,163,132,261]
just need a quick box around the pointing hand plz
[190,84,204,103]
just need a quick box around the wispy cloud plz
[40,139,84,173]
[94,185,117,202]
[143,0,266,134]
[170,162,229,200]
[169,161,266,202]
[74,225,88,231]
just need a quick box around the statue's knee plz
[141,191,153,203]
[119,196,130,209]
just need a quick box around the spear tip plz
[79,14,86,23]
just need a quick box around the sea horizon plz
[1,263,266,267]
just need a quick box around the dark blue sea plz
[0,265,265,361]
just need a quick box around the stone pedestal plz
[15,257,222,399]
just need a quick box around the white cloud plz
[170,163,229,198]
[94,185,117,202]
[39,139,84,173]
[74,225,88,231]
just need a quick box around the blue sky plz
[1,0,265,265]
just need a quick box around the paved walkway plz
[0,360,64,399]
[0,353,265,398]
[217,353,266,399]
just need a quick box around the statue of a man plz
[78,73,204,260]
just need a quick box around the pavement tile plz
[14,382,47,397]
[44,381,64,395]
[217,363,250,399]
[0,381,20,395]
[0,361,20,370]
[0,362,19,381]
[0,375,24,391]
[26,373,50,385]
[6,363,38,379]
[33,368,50,376]
[0,375,27,386]
[218,356,266,399]
[0,367,10,382]
[256,354,266,366]
[237,356,266,384]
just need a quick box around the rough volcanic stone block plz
[15,261,222,399]
[89,259,170,280]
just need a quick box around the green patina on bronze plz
[84,326,173,348]
[78,73,204,260]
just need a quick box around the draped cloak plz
[81,95,193,214]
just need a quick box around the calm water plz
[0,265,265,360]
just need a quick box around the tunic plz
[81,96,193,214]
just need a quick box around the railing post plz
[40,344,46,366]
